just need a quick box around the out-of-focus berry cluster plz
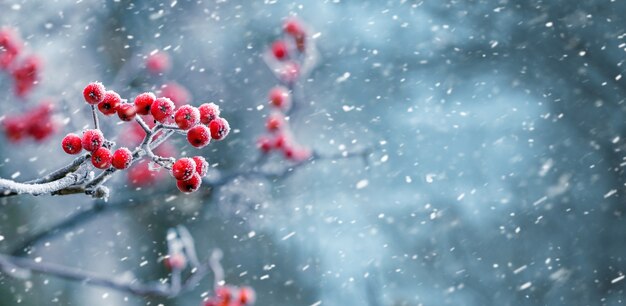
[203,285,255,306]
[257,19,312,161]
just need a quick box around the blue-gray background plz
[0,0,625,305]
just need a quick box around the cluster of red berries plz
[257,88,310,161]
[3,101,57,142]
[0,27,41,97]
[203,286,255,306]
[60,82,230,193]
[268,18,308,83]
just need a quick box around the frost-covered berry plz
[187,125,211,148]
[257,136,273,153]
[98,91,121,116]
[117,103,137,121]
[266,114,283,132]
[176,173,202,193]
[269,86,291,110]
[150,97,175,123]
[209,117,230,141]
[192,156,208,177]
[111,147,132,170]
[83,82,106,105]
[134,92,156,115]
[171,158,197,181]
[238,286,256,305]
[91,147,112,169]
[198,102,220,125]
[82,129,104,152]
[272,40,288,60]
[174,105,200,130]
[62,133,82,154]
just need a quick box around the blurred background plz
[1,0,625,305]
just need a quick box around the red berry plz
[146,51,171,74]
[198,103,220,124]
[0,28,22,69]
[163,253,186,270]
[61,133,82,154]
[176,173,202,193]
[98,91,121,116]
[284,18,304,36]
[171,158,197,181]
[186,125,211,148]
[134,92,156,115]
[117,103,137,121]
[269,86,290,109]
[257,136,273,153]
[209,117,230,141]
[91,147,112,169]
[160,82,190,107]
[215,286,233,303]
[150,97,175,123]
[12,55,41,97]
[174,105,200,130]
[238,286,256,305]
[83,82,106,105]
[271,40,288,60]
[3,118,26,142]
[82,129,104,152]
[192,156,208,177]
[266,114,283,132]
[127,160,162,186]
[111,147,132,170]
[274,133,288,149]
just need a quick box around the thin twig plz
[90,105,99,130]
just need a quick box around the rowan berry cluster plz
[268,18,309,84]
[0,27,41,97]
[203,286,256,306]
[257,18,311,161]
[61,82,229,193]
[3,100,57,142]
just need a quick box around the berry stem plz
[0,237,223,299]
[0,166,86,196]
[90,105,100,130]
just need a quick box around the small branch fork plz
[0,226,223,299]
[0,116,178,199]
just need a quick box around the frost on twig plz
[0,226,223,299]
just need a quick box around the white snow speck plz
[616,74,622,81]
[513,265,527,274]
[282,232,296,240]
[356,179,369,189]
[604,189,617,198]
[380,155,388,162]
[11,172,20,179]
[342,105,355,112]
[405,176,412,183]
[311,302,322,306]
[545,21,553,27]
[611,275,625,284]
[336,72,350,83]
[519,282,532,290]
[0,235,4,242]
